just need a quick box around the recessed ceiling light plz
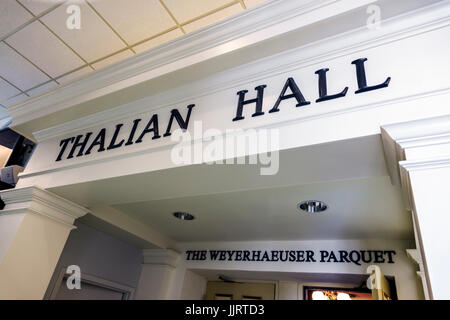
[173,211,195,221]
[297,200,328,214]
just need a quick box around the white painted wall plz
[45,221,143,299]
[180,270,207,300]
[408,166,450,299]
[278,281,298,300]
[0,213,25,262]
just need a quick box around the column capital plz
[142,249,181,268]
[381,115,450,210]
[381,115,450,184]
[0,186,88,229]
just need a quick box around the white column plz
[0,186,88,299]
[135,249,184,300]
[382,115,450,300]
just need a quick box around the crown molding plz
[30,0,450,143]
[7,0,378,129]
[381,115,450,211]
[381,115,450,184]
[142,249,181,268]
[0,186,88,228]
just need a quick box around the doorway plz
[205,281,276,300]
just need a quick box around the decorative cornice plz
[406,249,422,265]
[400,157,450,172]
[0,186,89,228]
[381,115,450,185]
[30,0,450,142]
[7,0,380,129]
[381,115,450,211]
[142,249,181,268]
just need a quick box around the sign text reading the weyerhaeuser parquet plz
[185,249,396,266]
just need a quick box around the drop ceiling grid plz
[0,0,266,108]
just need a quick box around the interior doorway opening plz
[187,269,398,300]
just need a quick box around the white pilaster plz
[382,115,450,300]
[135,249,184,300]
[0,186,88,299]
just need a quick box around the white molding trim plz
[400,157,450,172]
[142,249,181,268]
[47,266,135,300]
[6,0,410,128]
[0,186,88,228]
[381,115,450,186]
[29,0,450,142]
[19,86,450,181]
[406,249,430,300]
[406,249,422,265]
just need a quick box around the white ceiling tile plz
[0,0,33,39]
[0,78,21,102]
[41,0,126,62]
[57,66,92,84]
[7,20,85,78]
[133,29,184,53]
[0,42,50,91]
[163,0,231,23]
[90,0,175,45]
[0,106,11,126]
[19,0,65,15]
[183,4,242,33]
[1,93,28,107]
[92,50,134,70]
[26,81,58,96]
[244,0,267,9]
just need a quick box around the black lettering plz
[315,68,348,102]
[306,250,316,262]
[56,137,74,161]
[232,85,266,121]
[135,115,161,143]
[374,250,385,263]
[209,250,219,261]
[67,133,93,159]
[243,250,251,261]
[320,251,329,262]
[339,250,350,263]
[252,250,262,262]
[361,250,373,263]
[219,251,227,261]
[349,250,362,266]
[235,251,243,261]
[384,250,396,264]
[163,104,195,137]
[269,77,310,113]
[289,251,296,262]
[271,251,279,262]
[279,251,288,262]
[85,128,106,155]
[125,118,141,146]
[327,251,338,263]
[107,124,125,150]
[352,58,391,94]
[297,251,305,262]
